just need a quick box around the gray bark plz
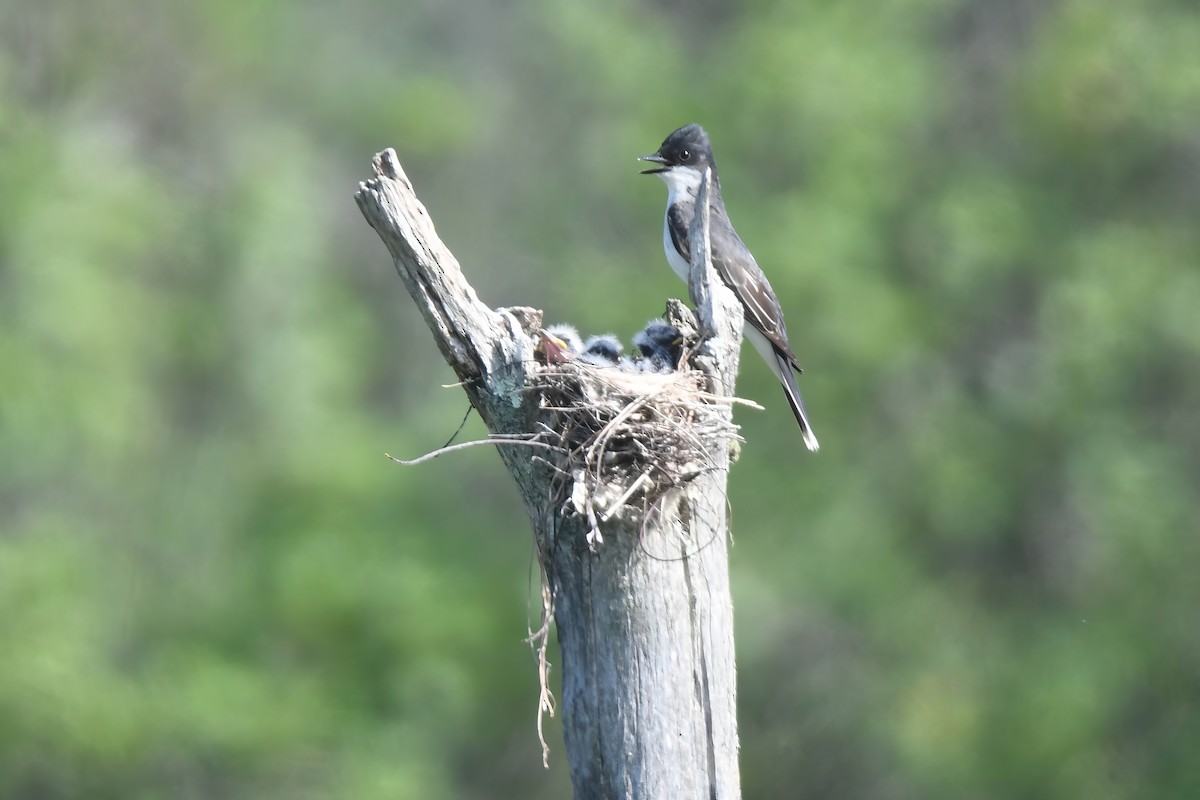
[356,152,743,800]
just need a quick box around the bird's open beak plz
[538,332,574,365]
[638,153,668,174]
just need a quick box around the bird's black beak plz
[638,153,668,174]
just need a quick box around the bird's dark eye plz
[679,149,691,161]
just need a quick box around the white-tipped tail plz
[779,364,820,452]
[744,326,819,452]
[800,421,820,453]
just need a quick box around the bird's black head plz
[633,320,683,354]
[632,319,684,371]
[638,124,716,176]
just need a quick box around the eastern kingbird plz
[632,319,683,373]
[580,333,624,367]
[640,124,819,452]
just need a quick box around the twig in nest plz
[602,468,653,522]
[385,435,564,465]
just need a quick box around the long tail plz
[774,350,820,452]
[743,325,820,451]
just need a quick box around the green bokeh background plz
[3,1,1199,797]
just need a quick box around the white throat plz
[655,164,704,206]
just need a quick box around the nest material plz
[530,355,742,544]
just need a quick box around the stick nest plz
[530,355,743,545]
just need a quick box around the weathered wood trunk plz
[356,151,742,800]
[541,469,740,799]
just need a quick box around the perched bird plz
[580,333,624,367]
[541,323,583,364]
[632,319,684,373]
[639,123,819,451]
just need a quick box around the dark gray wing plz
[673,202,803,373]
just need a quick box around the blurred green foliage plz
[2,0,1199,797]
